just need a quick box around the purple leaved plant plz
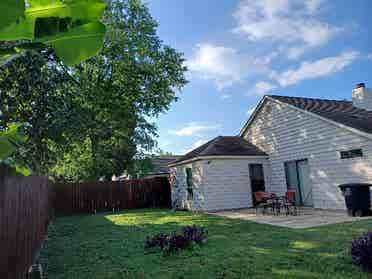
[351,231,372,272]
[145,226,208,255]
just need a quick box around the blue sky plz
[146,0,372,155]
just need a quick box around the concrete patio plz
[210,207,372,229]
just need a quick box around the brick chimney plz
[352,83,372,111]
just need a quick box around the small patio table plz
[266,196,283,215]
[266,196,297,216]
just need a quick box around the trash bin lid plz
[338,183,372,190]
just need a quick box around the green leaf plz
[27,0,106,22]
[15,164,31,176]
[0,0,25,30]
[0,0,106,41]
[0,0,106,66]
[39,22,106,65]
[0,124,31,176]
[0,123,26,160]
[0,17,35,41]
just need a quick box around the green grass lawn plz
[40,209,372,279]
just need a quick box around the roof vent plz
[352,83,372,111]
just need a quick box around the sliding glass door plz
[249,164,265,205]
[284,159,313,206]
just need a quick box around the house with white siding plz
[169,83,372,211]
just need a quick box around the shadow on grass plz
[39,208,371,279]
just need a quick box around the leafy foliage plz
[0,0,187,181]
[0,51,76,175]
[39,21,106,65]
[0,123,30,176]
[144,233,169,250]
[0,0,25,30]
[145,225,208,255]
[0,0,106,65]
[351,231,372,272]
[129,156,154,178]
[182,225,209,244]
[0,123,25,160]
[50,0,187,181]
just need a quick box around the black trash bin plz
[339,183,372,217]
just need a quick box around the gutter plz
[168,155,269,167]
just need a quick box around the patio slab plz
[209,207,372,229]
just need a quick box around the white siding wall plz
[171,158,270,211]
[202,158,271,211]
[243,98,372,209]
[170,161,205,210]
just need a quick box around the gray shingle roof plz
[150,156,181,174]
[269,95,372,135]
[170,136,267,165]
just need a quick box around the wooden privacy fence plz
[0,171,170,277]
[54,176,171,215]
[0,170,53,279]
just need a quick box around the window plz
[340,149,363,159]
[186,168,193,200]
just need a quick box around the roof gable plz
[169,136,267,166]
[150,156,181,174]
[240,95,372,138]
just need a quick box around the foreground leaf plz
[39,22,106,65]
[0,0,106,66]
[0,15,35,41]
[0,0,25,30]
[0,0,106,41]
[28,0,106,22]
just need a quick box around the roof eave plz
[168,155,269,167]
[239,96,270,137]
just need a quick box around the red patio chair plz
[254,191,271,215]
[284,190,297,215]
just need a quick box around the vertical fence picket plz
[0,175,53,279]
[53,177,171,216]
[1,174,170,278]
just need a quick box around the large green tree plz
[53,0,187,181]
[0,51,77,174]
[0,0,187,181]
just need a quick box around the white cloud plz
[233,0,339,53]
[305,0,324,14]
[220,94,231,100]
[184,139,209,154]
[286,46,307,60]
[186,43,268,90]
[169,122,218,137]
[249,81,277,96]
[246,107,255,116]
[271,51,359,87]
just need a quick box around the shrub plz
[351,231,372,272]
[182,225,208,244]
[145,226,208,255]
[145,233,168,249]
[164,233,190,254]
